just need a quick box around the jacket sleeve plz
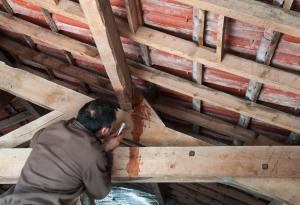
[83,151,112,199]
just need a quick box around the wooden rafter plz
[174,0,300,38]
[9,0,300,96]
[79,0,132,110]
[2,12,300,97]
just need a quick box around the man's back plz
[0,119,111,205]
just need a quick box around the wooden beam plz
[124,0,141,33]
[0,37,112,90]
[0,12,101,64]
[42,9,59,32]
[0,0,13,15]
[174,0,300,38]
[0,110,32,130]
[79,0,132,110]
[202,184,267,205]
[154,103,281,145]
[2,146,300,180]
[184,184,254,205]
[192,8,205,133]
[0,51,297,203]
[130,62,300,134]
[2,12,300,97]
[0,62,208,147]
[0,110,69,148]
[216,15,225,62]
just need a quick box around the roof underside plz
[0,0,300,205]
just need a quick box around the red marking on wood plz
[110,0,125,8]
[126,147,140,177]
[130,91,153,143]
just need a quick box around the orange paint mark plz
[126,147,140,177]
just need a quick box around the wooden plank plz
[79,0,132,110]
[216,15,225,62]
[2,12,300,97]
[174,0,300,38]
[0,110,69,148]
[42,9,59,32]
[130,62,300,134]
[154,103,281,145]
[124,0,140,33]
[0,62,208,147]
[1,146,300,182]
[0,110,32,130]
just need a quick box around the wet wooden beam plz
[79,0,132,110]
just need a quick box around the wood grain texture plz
[0,62,208,147]
[1,146,300,182]
[79,0,132,110]
[130,62,300,134]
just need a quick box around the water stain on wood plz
[126,147,140,177]
[131,90,153,143]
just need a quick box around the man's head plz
[76,100,117,136]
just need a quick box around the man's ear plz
[100,127,110,135]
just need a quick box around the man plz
[0,100,124,205]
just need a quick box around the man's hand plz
[101,132,124,152]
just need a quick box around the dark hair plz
[76,100,117,133]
